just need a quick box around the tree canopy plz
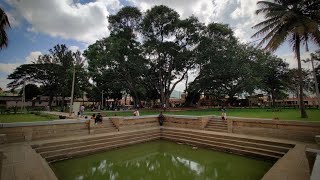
[252,0,320,117]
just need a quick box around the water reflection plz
[52,140,272,180]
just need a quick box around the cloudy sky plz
[0,0,318,91]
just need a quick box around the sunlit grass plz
[85,108,320,121]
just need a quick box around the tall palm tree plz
[252,0,320,118]
[0,7,11,49]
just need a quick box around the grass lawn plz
[0,113,59,123]
[85,108,320,121]
[1,108,319,123]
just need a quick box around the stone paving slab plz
[262,144,310,180]
[0,143,57,180]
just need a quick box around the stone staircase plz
[205,118,228,132]
[161,128,294,161]
[32,129,160,162]
[89,119,118,134]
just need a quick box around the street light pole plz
[69,64,76,116]
[101,90,104,110]
[21,81,26,112]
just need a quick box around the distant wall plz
[229,117,320,143]
[163,115,210,129]
[110,116,159,131]
[0,120,89,143]
[1,115,319,143]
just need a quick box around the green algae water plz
[51,140,273,180]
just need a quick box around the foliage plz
[286,68,314,97]
[312,50,320,91]
[85,7,144,106]
[252,0,320,118]
[142,6,202,105]
[8,44,89,106]
[190,24,263,99]
[259,55,289,106]
[18,84,42,100]
[0,7,10,49]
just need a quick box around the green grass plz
[0,113,59,123]
[85,108,320,121]
[1,108,319,123]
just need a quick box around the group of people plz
[91,113,103,124]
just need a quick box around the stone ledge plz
[0,119,88,128]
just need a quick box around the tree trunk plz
[48,95,53,108]
[271,90,275,108]
[295,37,308,118]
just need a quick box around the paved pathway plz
[0,143,57,180]
[262,144,310,180]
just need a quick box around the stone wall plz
[1,115,319,143]
[229,117,320,143]
[110,115,159,131]
[0,120,89,143]
[163,115,210,129]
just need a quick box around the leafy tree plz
[142,6,202,106]
[252,0,320,118]
[19,84,41,100]
[8,44,88,107]
[85,7,144,106]
[259,56,289,106]
[191,23,261,100]
[0,7,10,49]
[286,68,314,99]
[312,50,320,91]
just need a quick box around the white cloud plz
[6,11,21,27]
[0,51,42,74]
[69,46,80,53]
[25,51,42,64]
[5,0,122,44]
[128,0,215,24]
[281,52,312,69]
[0,77,11,90]
[0,63,19,74]
[0,51,42,89]
[128,0,262,43]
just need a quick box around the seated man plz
[95,113,103,124]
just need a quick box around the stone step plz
[91,121,117,128]
[90,127,118,134]
[46,135,160,162]
[162,136,281,160]
[205,126,228,131]
[35,130,160,153]
[207,120,227,124]
[163,130,290,153]
[205,128,228,132]
[163,128,294,148]
[163,133,285,157]
[206,124,228,128]
[40,133,158,158]
[207,123,227,126]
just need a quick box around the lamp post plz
[69,64,76,116]
[101,90,104,110]
[21,81,26,112]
